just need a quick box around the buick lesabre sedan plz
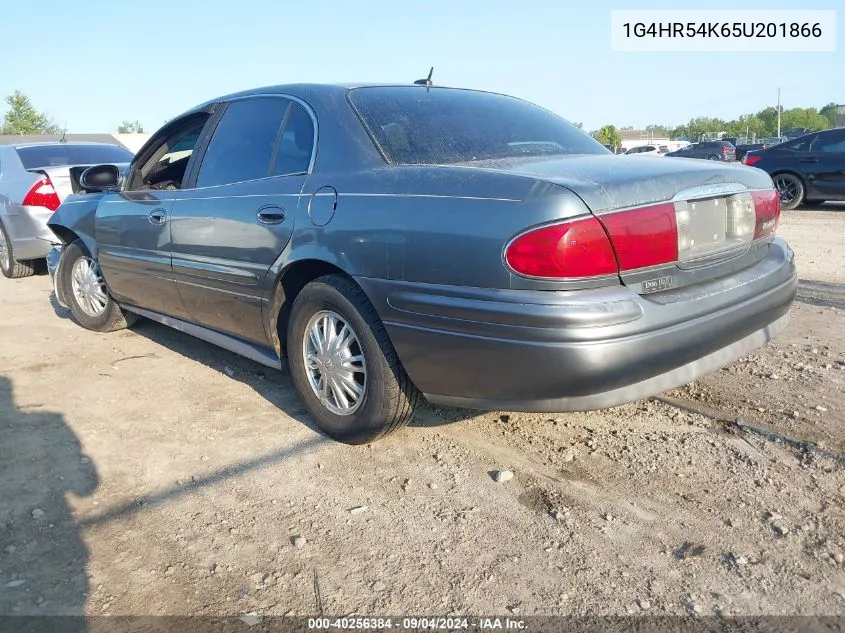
[47,83,797,444]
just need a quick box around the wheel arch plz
[266,258,360,357]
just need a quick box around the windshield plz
[348,86,608,165]
[16,144,133,169]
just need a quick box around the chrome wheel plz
[71,257,108,317]
[773,175,800,205]
[302,310,367,416]
[0,233,8,271]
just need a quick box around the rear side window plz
[272,103,314,176]
[348,86,607,165]
[15,144,133,169]
[196,97,290,188]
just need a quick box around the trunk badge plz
[641,276,673,294]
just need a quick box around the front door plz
[804,130,845,199]
[96,116,212,318]
[170,97,316,345]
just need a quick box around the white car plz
[625,144,670,157]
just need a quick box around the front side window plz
[348,86,607,165]
[136,119,208,191]
[196,98,290,188]
[813,131,845,153]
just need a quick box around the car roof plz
[184,82,515,117]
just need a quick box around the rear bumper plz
[3,205,56,260]
[357,237,797,412]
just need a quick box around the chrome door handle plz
[257,208,285,225]
[148,208,167,224]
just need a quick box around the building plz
[0,132,150,154]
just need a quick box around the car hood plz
[460,154,774,213]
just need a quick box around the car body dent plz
[46,192,105,256]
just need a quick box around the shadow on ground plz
[796,279,845,310]
[0,376,95,616]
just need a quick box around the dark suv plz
[665,141,736,162]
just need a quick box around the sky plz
[2,0,842,134]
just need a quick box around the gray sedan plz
[46,84,796,444]
[0,142,133,278]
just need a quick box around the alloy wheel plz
[773,176,799,205]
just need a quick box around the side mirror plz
[80,164,121,192]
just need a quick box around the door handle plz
[148,208,167,224]
[257,208,285,225]
[800,157,819,163]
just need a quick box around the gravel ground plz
[0,204,843,618]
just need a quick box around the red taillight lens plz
[744,155,762,166]
[22,177,60,211]
[598,203,678,270]
[506,189,779,280]
[752,189,780,239]
[505,216,618,279]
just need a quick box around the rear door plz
[804,130,845,199]
[169,96,316,345]
[96,114,213,318]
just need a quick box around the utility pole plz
[777,88,782,139]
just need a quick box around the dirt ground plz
[1,204,843,620]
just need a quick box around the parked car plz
[735,143,768,163]
[664,141,736,161]
[624,145,669,157]
[743,128,845,210]
[47,83,796,444]
[0,142,133,278]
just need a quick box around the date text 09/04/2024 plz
[307,617,527,630]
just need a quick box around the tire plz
[0,222,36,279]
[707,155,720,161]
[59,240,137,332]
[772,173,804,211]
[286,274,421,444]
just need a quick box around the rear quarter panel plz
[271,166,601,292]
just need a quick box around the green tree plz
[819,103,840,128]
[572,121,584,129]
[672,117,726,142]
[117,120,145,133]
[1,91,60,135]
[595,125,622,150]
[780,107,830,132]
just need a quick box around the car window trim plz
[268,102,294,177]
[189,94,318,190]
[182,103,229,190]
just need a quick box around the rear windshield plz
[15,144,133,169]
[348,86,608,164]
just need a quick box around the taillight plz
[22,177,60,211]
[744,155,762,166]
[751,189,780,239]
[504,216,618,279]
[598,203,678,270]
[505,188,780,280]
